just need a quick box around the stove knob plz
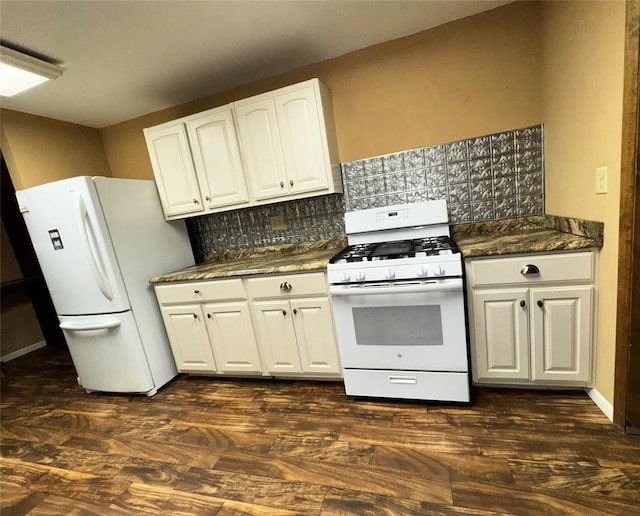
[429,265,445,276]
[385,268,395,280]
[417,266,428,277]
[340,272,351,282]
[355,271,366,282]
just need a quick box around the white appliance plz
[16,176,194,396]
[327,200,470,402]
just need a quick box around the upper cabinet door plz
[186,107,250,210]
[143,123,203,218]
[234,98,288,201]
[274,83,329,194]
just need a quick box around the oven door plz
[329,279,468,372]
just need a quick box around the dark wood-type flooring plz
[1,346,639,515]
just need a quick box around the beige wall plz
[1,109,112,190]
[101,1,543,180]
[540,1,626,404]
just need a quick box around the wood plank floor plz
[1,346,639,515]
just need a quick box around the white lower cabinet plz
[155,279,262,375]
[154,271,341,378]
[159,304,216,372]
[248,272,342,377]
[466,251,596,387]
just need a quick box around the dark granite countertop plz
[451,215,604,258]
[150,238,348,283]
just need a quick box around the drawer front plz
[467,252,595,287]
[155,278,246,304]
[247,272,328,299]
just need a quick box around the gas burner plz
[329,236,458,264]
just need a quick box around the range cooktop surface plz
[329,236,459,264]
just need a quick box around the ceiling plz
[0,0,510,129]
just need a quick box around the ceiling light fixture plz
[0,45,65,97]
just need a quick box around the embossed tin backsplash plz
[342,125,544,223]
[187,125,544,261]
[186,195,346,262]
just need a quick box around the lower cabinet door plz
[472,289,530,381]
[252,300,302,374]
[204,301,263,373]
[292,298,341,375]
[530,286,592,382]
[160,305,216,373]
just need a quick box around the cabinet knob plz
[520,300,526,308]
[293,308,298,315]
[193,198,199,204]
[207,313,212,319]
[282,309,287,316]
[194,289,200,294]
[205,196,211,202]
[537,300,544,308]
[520,264,540,276]
[193,313,198,319]
[289,179,294,187]
[280,181,285,188]
[280,281,292,291]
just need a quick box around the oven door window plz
[352,305,443,347]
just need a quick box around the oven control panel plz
[327,258,463,284]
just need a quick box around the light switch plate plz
[595,166,608,194]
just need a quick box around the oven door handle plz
[329,278,462,296]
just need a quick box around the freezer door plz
[59,312,156,394]
[16,176,130,315]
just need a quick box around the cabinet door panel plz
[160,305,216,372]
[234,99,287,201]
[292,298,340,375]
[531,287,592,382]
[204,302,262,373]
[187,108,250,209]
[144,124,203,218]
[252,300,301,374]
[274,85,328,194]
[472,289,529,381]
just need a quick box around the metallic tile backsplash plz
[186,195,346,262]
[342,125,544,223]
[187,125,543,260]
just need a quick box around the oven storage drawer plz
[155,278,246,304]
[466,252,595,288]
[247,272,328,299]
[343,369,470,402]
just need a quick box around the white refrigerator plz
[16,176,194,396]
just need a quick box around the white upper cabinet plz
[234,98,287,201]
[144,123,203,218]
[145,79,341,219]
[234,78,341,203]
[186,107,250,210]
[144,105,249,220]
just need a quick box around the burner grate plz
[329,236,459,263]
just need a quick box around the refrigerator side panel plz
[94,177,194,389]
[59,312,155,394]
[15,176,130,315]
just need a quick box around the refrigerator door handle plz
[77,194,114,301]
[60,319,121,331]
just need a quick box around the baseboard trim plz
[586,387,614,421]
[1,340,47,363]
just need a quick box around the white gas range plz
[328,200,470,403]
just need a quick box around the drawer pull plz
[280,281,292,291]
[388,376,417,385]
[520,264,540,276]
[194,289,200,294]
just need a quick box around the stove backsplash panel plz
[187,125,543,260]
[186,195,346,262]
[342,125,544,223]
